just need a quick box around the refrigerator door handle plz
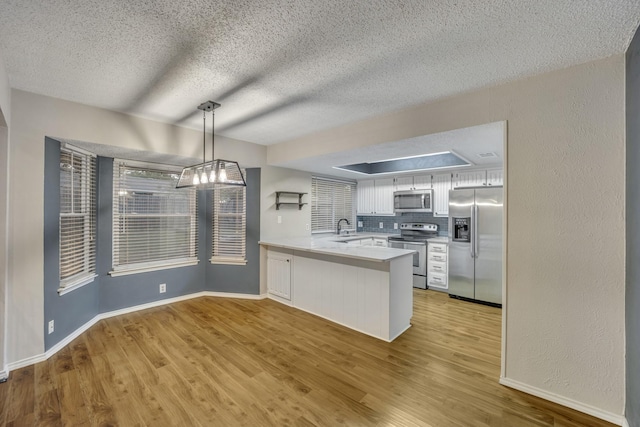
[470,207,475,258]
[474,205,479,258]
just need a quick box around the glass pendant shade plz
[177,159,246,188]
[177,101,246,189]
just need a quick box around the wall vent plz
[477,152,498,158]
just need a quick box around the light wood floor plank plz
[0,290,618,426]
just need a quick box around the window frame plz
[58,144,97,295]
[110,159,199,277]
[211,175,247,265]
[311,176,357,234]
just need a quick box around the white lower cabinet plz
[267,252,291,301]
[427,242,448,291]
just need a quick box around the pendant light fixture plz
[176,101,246,189]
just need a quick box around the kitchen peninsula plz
[259,236,415,342]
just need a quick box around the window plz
[59,145,97,294]
[112,161,198,275]
[311,177,356,233]
[212,181,246,265]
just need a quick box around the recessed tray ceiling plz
[334,151,469,175]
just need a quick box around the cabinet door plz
[432,173,452,217]
[486,168,503,186]
[374,178,395,215]
[412,174,432,189]
[267,253,291,300]
[357,180,376,215]
[394,176,413,191]
[454,170,487,188]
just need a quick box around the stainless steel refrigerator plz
[448,187,503,306]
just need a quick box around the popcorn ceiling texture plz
[0,1,638,145]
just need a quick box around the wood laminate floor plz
[0,290,616,426]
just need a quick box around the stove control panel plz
[400,223,438,231]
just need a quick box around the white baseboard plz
[5,290,268,375]
[0,368,8,381]
[499,377,624,426]
[622,418,629,427]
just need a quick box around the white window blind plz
[212,181,246,265]
[112,161,198,274]
[59,146,97,291]
[311,177,356,233]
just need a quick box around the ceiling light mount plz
[177,101,246,189]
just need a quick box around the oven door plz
[402,241,427,276]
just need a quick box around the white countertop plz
[259,234,414,262]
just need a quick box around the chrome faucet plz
[337,218,350,235]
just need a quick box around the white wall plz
[6,90,267,364]
[0,50,10,377]
[268,56,626,418]
[260,166,312,239]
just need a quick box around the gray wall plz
[627,25,640,427]
[96,157,207,313]
[43,141,261,351]
[43,138,99,350]
[205,168,261,294]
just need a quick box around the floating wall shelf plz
[276,191,307,210]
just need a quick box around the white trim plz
[58,274,97,296]
[500,119,508,380]
[210,257,247,265]
[499,377,625,426]
[7,353,46,372]
[0,368,7,382]
[4,290,268,375]
[622,418,629,427]
[109,259,199,277]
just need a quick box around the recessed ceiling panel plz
[335,151,469,175]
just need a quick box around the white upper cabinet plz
[412,174,432,189]
[486,168,504,186]
[357,178,395,216]
[394,174,432,191]
[394,176,414,191]
[454,170,487,188]
[357,179,376,215]
[432,173,452,217]
[374,178,395,215]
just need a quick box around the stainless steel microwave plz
[393,189,433,213]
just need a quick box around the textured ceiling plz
[0,1,639,146]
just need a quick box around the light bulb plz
[193,173,200,185]
[219,167,227,182]
[200,171,208,184]
[210,170,217,182]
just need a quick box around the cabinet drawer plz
[373,238,387,247]
[428,243,447,253]
[428,252,447,263]
[428,272,447,289]
[429,260,447,274]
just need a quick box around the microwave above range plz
[393,189,433,213]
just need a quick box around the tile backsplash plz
[357,212,449,236]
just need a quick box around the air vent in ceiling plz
[477,152,498,158]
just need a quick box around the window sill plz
[210,258,247,266]
[109,259,199,277]
[58,274,97,296]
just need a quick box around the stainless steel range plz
[388,223,438,289]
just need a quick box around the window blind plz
[112,161,198,273]
[212,182,246,264]
[59,146,97,289]
[311,177,356,233]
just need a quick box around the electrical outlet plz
[379,222,384,229]
[159,283,166,293]
[305,223,310,231]
[394,223,398,229]
[48,320,54,334]
[277,215,282,224]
